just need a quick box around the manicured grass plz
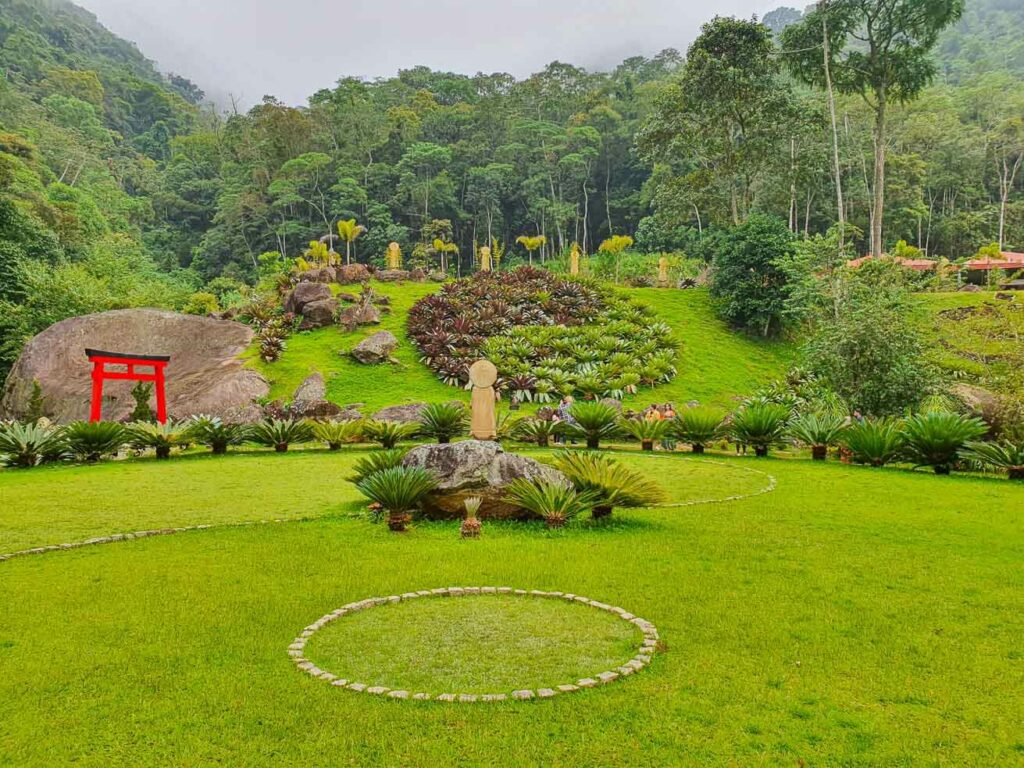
[622,287,793,408]
[305,594,640,694]
[1,449,1022,765]
[246,281,793,413]
[916,290,1016,381]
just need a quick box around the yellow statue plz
[658,256,670,286]
[479,245,492,272]
[570,242,581,276]
[386,242,402,270]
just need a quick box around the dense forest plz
[2,0,1024,382]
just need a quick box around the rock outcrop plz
[351,331,399,364]
[402,440,568,520]
[0,309,268,423]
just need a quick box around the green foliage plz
[246,418,314,452]
[417,403,468,444]
[842,418,907,467]
[709,214,795,337]
[186,416,247,455]
[0,420,66,468]
[355,466,438,515]
[563,401,621,449]
[126,421,188,459]
[787,412,848,459]
[963,441,1024,479]
[63,421,126,462]
[618,417,671,448]
[129,382,156,423]
[672,407,725,453]
[363,420,420,449]
[348,449,410,485]
[551,451,664,517]
[728,402,791,456]
[312,419,363,450]
[183,292,219,316]
[902,411,988,474]
[504,478,593,527]
[514,418,558,448]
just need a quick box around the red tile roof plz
[847,255,938,272]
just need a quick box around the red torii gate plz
[86,349,170,424]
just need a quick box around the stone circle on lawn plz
[288,587,659,702]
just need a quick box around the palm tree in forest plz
[516,234,547,265]
[431,238,459,274]
[337,219,366,265]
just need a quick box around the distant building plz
[846,255,939,272]
[964,252,1024,284]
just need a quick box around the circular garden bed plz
[291,588,659,701]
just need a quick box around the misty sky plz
[75,0,775,108]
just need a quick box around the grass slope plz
[244,281,792,413]
[1,451,1022,765]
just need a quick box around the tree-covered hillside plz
[3,0,1024,389]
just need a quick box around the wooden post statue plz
[468,360,498,440]
[386,242,402,270]
[570,242,581,276]
[479,245,492,272]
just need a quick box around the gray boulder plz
[338,302,381,331]
[372,403,428,423]
[293,372,327,403]
[377,270,411,282]
[284,282,332,315]
[298,298,338,330]
[351,331,399,365]
[402,440,568,520]
[0,308,268,423]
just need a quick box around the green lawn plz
[1,448,1022,766]
[304,594,641,694]
[245,281,792,413]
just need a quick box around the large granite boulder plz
[337,302,381,331]
[377,269,411,282]
[403,440,568,520]
[351,331,399,364]
[336,264,372,284]
[0,309,268,423]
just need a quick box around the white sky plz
[75,0,777,108]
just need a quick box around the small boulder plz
[351,331,399,365]
[336,264,372,284]
[959,284,982,293]
[402,441,568,520]
[409,268,428,282]
[338,303,381,331]
[372,403,428,423]
[285,282,333,315]
[336,292,358,303]
[293,372,327,403]
[299,298,338,330]
[377,270,411,282]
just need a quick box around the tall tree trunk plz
[820,0,845,251]
[871,87,888,258]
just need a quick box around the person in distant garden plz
[662,403,677,451]
[555,395,576,445]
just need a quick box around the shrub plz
[417,403,468,444]
[618,417,670,451]
[312,420,363,450]
[902,411,988,475]
[504,479,593,529]
[187,416,246,455]
[126,421,188,459]
[348,449,410,484]
[787,412,847,461]
[562,401,621,449]
[672,408,724,454]
[247,418,314,452]
[515,418,557,448]
[63,421,126,463]
[552,451,664,518]
[0,422,66,468]
[963,441,1024,481]
[728,403,791,457]
[363,420,420,449]
[356,466,438,532]
[129,382,156,422]
[842,418,906,467]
